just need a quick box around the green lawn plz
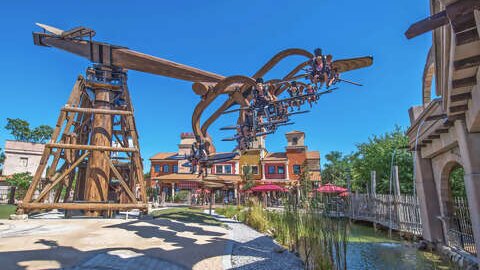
[150,207,222,226]
[0,204,17,219]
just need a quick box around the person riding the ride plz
[306,84,317,107]
[288,81,299,111]
[190,141,199,174]
[310,48,325,85]
[325,54,334,88]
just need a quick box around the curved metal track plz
[194,48,313,142]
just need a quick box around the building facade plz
[406,0,480,261]
[149,131,321,200]
[2,140,46,178]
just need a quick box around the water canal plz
[347,223,452,269]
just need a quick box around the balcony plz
[265,173,286,179]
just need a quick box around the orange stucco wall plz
[286,148,306,181]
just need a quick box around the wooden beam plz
[435,128,449,134]
[456,28,480,46]
[450,104,469,113]
[35,33,224,83]
[405,10,449,39]
[454,55,480,70]
[428,134,441,139]
[104,152,138,203]
[34,151,90,202]
[20,202,147,210]
[61,107,133,115]
[451,92,472,102]
[46,143,138,152]
[452,76,477,89]
[406,0,480,38]
[450,12,476,33]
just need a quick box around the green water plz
[348,224,453,269]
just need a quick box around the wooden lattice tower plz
[20,66,147,216]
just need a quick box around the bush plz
[6,172,32,200]
[244,198,269,232]
[216,205,244,219]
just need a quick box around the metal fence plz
[349,193,422,236]
[447,197,477,256]
[0,186,10,203]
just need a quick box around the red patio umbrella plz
[315,183,347,193]
[250,184,288,192]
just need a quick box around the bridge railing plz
[348,193,422,236]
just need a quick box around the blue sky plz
[0,1,431,169]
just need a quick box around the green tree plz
[299,161,312,205]
[5,118,31,142]
[5,118,53,143]
[6,172,33,200]
[321,151,352,186]
[0,148,5,173]
[351,126,413,194]
[449,166,466,198]
[31,125,54,143]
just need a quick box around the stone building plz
[406,0,480,261]
[2,140,45,178]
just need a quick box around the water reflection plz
[347,224,451,270]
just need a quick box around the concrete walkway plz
[0,210,304,270]
[0,217,228,270]
[209,211,303,270]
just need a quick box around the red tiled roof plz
[264,152,287,161]
[150,152,177,160]
[306,151,320,159]
[285,130,304,134]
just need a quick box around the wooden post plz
[85,85,112,217]
[371,170,377,230]
[371,171,376,195]
[393,166,401,196]
[393,165,402,230]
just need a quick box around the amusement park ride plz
[19,23,372,216]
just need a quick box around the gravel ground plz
[210,211,303,270]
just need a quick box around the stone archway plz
[440,161,476,255]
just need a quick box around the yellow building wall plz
[239,149,262,180]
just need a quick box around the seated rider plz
[311,48,325,84]
[289,81,299,111]
[306,84,316,107]
[325,54,333,88]
[329,67,340,87]
[190,142,199,173]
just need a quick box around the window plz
[162,164,169,173]
[216,164,232,174]
[292,137,298,145]
[278,166,285,174]
[172,165,178,173]
[251,166,259,175]
[20,157,28,167]
[268,166,275,174]
[293,165,301,175]
[243,166,250,175]
[154,164,160,172]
